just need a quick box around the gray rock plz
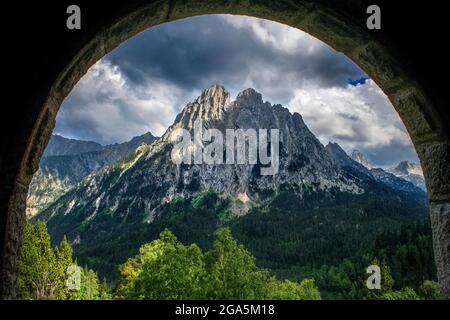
[37,85,362,225]
[351,149,372,169]
[26,132,157,217]
[387,161,426,191]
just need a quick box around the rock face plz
[389,161,423,176]
[26,132,157,217]
[156,85,359,199]
[34,85,429,256]
[326,143,374,180]
[36,85,362,225]
[388,161,426,191]
[351,149,372,169]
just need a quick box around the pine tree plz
[54,236,73,298]
[204,228,269,299]
[80,267,100,299]
[17,222,69,299]
[365,259,394,300]
[99,278,112,299]
[418,280,440,300]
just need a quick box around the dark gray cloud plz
[54,14,419,166]
[55,61,185,144]
[105,15,365,104]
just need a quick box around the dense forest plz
[52,185,437,299]
[18,222,322,300]
[17,222,110,300]
[20,186,440,299]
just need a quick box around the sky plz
[54,14,419,167]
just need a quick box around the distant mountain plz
[351,149,372,169]
[26,132,157,217]
[369,168,423,194]
[32,85,428,280]
[43,135,103,157]
[326,143,424,195]
[350,148,426,192]
[389,161,423,176]
[325,143,374,180]
[387,161,426,191]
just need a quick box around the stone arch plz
[1,0,448,299]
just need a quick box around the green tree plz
[418,280,440,300]
[17,221,106,300]
[265,279,321,300]
[116,257,141,299]
[365,259,394,300]
[99,278,112,299]
[17,222,72,299]
[365,258,422,300]
[117,227,322,300]
[79,267,100,299]
[125,229,205,299]
[54,236,73,298]
[382,287,419,300]
[204,228,270,299]
[67,265,108,300]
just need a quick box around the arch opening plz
[1,1,449,300]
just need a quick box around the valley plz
[26,85,435,299]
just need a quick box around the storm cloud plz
[55,14,419,167]
[104,15,364,102]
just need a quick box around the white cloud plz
[288,80,416,165]
[220,14,326,54]
[55,60,187,144]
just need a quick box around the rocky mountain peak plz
[196,84,232,111]
[236,88,263,106]
[388,161,423,177]
[386,160,426,191]
[43,134,103,157]
[325,142,349,163]
[169,86,275,135]
[351,149,372,169]
[325,142,373,180]
[172,85,232,128]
